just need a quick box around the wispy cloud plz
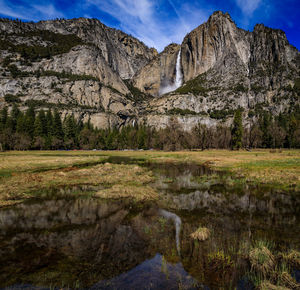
[235,0,261,16]
[32,4,65,19]
[86,0,209,51]
[0,0,64,21]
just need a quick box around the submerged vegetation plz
[247,241,300,289]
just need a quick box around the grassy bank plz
[0,152,157,206]
[0,149,299,206]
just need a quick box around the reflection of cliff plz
[0,199,180,287]
[0,191,299,288]
[160,188,300,217]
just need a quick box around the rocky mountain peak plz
[207,10,234,23]
[0,12,299,132]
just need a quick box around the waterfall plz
[174,49,183,89]
[159,49,183,95]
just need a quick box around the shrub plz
[2,29,87,61]
[209,109,235,119]
[124,79,151,102]
[232,84,248,93]
[175,74,207,95]
[4,94,21,103]
[167,108,197,115]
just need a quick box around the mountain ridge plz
[0,11,299,131]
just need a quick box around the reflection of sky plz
[91,253,201,290]
[1,0,299,51]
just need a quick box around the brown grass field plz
[0,149,299,207]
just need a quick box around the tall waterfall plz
[174,49,183,89]
[159,49,183,95]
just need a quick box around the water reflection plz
[92,254,200,290]
[159,209,182,255]
[0,159,299,289]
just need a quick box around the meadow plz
[0,149,299,207]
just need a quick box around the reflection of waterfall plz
[159,49,183,95]
[159,209,182,255]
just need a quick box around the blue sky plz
[0,0,299,52]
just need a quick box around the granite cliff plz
[0,12,299,130]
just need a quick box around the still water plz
[0,158,299,289]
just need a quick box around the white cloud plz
[32,4,65,19]
[0,0,64,21]
[0,0,31,20]
[235,0,261,16]
[86,0,209,51]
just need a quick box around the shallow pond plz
[0,158,299,289]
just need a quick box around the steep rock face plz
[181,11,250,82]
[0,12,299,131]
[35,18,158,79]
[0,18,146,128]
[0,18,158,79]
[142,11,299,129]
[30,45,129,95]
[133,43,180,96]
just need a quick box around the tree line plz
[0,104,299,151]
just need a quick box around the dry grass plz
[190,227,210,241]
[258,281,289,290]
[249,246,275,278]
[0,162,157,206]
[0,149,299,206]
[0,152,103,174]
[281,250,300,268]
[277,271,300,289]
[18,149,297,189]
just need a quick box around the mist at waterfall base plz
[159,50,183,95]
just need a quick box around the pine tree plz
[34,111,44,137]
[137,125,147,149]
[260,112,273,148]
[53,109,64,140]
[0,107,8,130]
[231,109,243,150]
[16,112,26,133]
[46,109,53,136]
[24,104,35,138]
[287,114,297,148]
[10,104,20,132]
[64,115,76,140]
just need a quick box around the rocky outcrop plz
[133,43,180,96]
[181,11,250,82]
[35,17,158,79]
[31,45,129,94]
[0,12,299,130]
[0,17,158,79]
[140,11,299,129]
